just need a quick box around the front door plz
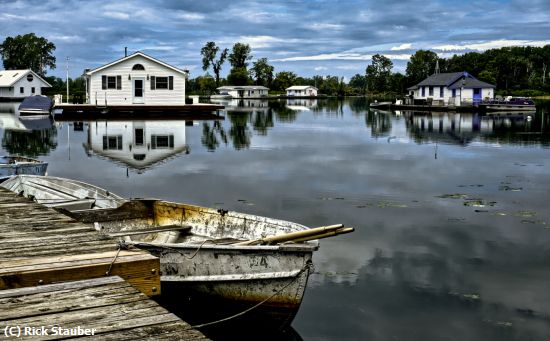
[473,88,482,104]
[133,78,144,104]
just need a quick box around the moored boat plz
[0,156,48,182]
[18,95,53,118]
[0,175,126,210]
[369,101,392,109]
[479,97,536,111]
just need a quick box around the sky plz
[1,0,550,80]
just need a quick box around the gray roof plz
[413,71,495,89]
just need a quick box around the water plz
[1,98,550,340]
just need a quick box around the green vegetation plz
[0,33,56,76]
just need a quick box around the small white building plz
[286,85,318,97]
[0,70,51,100]
[84,52,188,106]
[216,86,269,99]
[407,71,495,106]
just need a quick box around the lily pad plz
[499,185,523,191]
[516,210,537,218]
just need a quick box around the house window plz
[31,87,35,94]
[132,64,145,71]
[452,89,456,98]
[102,75,122,90]
[429,86,434,96]
[102,135,123,150]
[151,135,174,149]
[134,128,144,146]
[439,87,444,98]
[150,76,174,90]
[20,87,24,94]
[27,74,34,82]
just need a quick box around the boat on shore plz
[0,156,48,182]
[18,95,53,118]
[479,97,536,111]
[0,175,126,210]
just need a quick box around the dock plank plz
[0,277,209,340]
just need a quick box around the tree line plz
[2,33,550,97]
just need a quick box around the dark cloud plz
[0,0,549,78]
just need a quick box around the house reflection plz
[286,98,318,111]
[83,120,189,172]
[212,98,269,114]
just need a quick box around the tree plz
[349,74,367,94]
[365,54,393,93]
[0,33,56,76]
[227,67,250,85]
[250,58,274,86]
[406,50,439,86]
[228,43,252,69]
[272,71,297,92]
[200,41,228,87]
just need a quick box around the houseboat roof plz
[0,69,51,87]
[85,52,189,76]
[217,86,269,90]
[413,71,495,89]
[286,85,317,90]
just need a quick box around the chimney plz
[125,47,127,57]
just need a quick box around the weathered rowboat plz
[0,156,48,182]
[0,175,126,210]
[65,199,348,330]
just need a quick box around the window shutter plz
[117,136,122,150]
[102,76,107,90]
[169,135,174,148]
[151,76,156,90]
[168,76,173,90]
[102,136,107,150]
[151,135,156,149]
[116,75,121,90]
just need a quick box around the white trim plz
[86,52,187,76]
[0,69,51,87]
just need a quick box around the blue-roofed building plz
[407,71,495,106]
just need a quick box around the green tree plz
[196,75,217,95]
[250,58,274,86]
[228,43,252,69]
[227,67,250,85]
[272,71,297,92]
[0,33,56,76]
[200,41,228,87]
[406,50,439,86]
[349,74,367,94]
[365,54,393,93]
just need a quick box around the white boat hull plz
[0,156,48,181]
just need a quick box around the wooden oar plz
[288,227,354,243]
[235,224,349,246]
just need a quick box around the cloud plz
[391,43,412,51]
[176,11,205,21]
[433,39,550,51]
[274,52,411,62]
[103,11,130,20]
[314,66,328,71]
[310,23,344,31]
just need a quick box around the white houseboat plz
[216,86,269,99]
[84,52,189,106]
[286,85,318,97]
[0,70,51,101]
[407,71,495,106]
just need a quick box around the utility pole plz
[66,57,70,103]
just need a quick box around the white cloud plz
[232,35,303,49]
[48,34,85,44]
[433,39,550,51]
[314,66,328,71]
[176,11,205,21]
[310,23,344,31]
[274,52,411,62]
[103,11,130,20]
[142,46,177,51]
[391,43,412,51]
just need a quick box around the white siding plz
[414,85,494,105]
[88,55,186,105]
[0,87,14,97]
[0,72,48,98]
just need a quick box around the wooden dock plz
[54,103,224,116]
[0,276,208,340]
[0,187,209,339]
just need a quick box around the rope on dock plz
[184,261,314,330]
[105,240,129,275]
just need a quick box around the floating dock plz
[0,187,209,339]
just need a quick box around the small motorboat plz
[369,101,392,109]
[0,156,48,182]
[479,97,536,111]
[18,95,53,118]
[0,175,126,210]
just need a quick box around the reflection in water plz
[1,99,550,340]
[0,109,57,157]
[82,120,189,172]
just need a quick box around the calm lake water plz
[1,98,550,340]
